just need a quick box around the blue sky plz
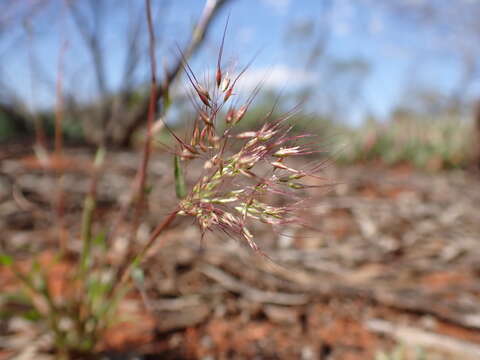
[2,0,472,123]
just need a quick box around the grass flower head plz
[167,27,328,254]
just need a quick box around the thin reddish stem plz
[130,0,158,237]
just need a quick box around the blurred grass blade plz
[163,87,172,112]
[174,155,186,199]
[0,254,13,266]
[93,231,107,250]
[94,146,106,168]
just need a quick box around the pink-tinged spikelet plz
[169,21,329,255]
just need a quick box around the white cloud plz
[235,64,316,93]
[261,0,291,15]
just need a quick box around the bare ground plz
[1,148,480,359]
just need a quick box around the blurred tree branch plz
[112,0,231,146]
[64,0,230,146]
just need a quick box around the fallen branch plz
[366,318,480,359]
[200,264,309,306]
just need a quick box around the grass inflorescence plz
[164,23,328,254]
